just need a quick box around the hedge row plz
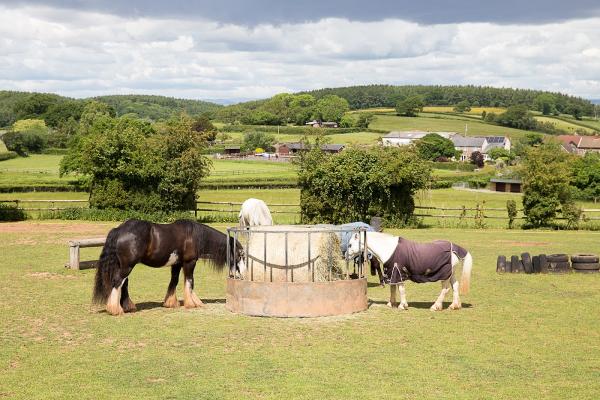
[220,124,363,135]
[431,161,476,171]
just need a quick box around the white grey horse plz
[239,198,273,227]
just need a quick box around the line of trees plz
[302,85,595,116]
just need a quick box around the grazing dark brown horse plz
[93,219,245,316]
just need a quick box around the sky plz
[1,0,599,103]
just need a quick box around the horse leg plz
[398,283,409,310]
[448,274,462,310]
[430,279,451,311]
[183,261,203,308]
[163,264,182,308]
[387,284,398,308]
[106,273,126,316]
[120,277,137,313]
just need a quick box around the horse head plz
[229,236,246,278]
[346,232,364,259]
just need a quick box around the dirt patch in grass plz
[27,272,76,279]
[0,222,112,236]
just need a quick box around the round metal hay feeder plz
[226,225,368,317]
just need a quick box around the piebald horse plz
[93,219,245,316]
[347,231,472,311]
[239,198,273,227]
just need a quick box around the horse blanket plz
[383,238,468,284]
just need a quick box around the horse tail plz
[93,227,120,304]
[459,251,473,295]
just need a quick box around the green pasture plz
[370,114,540,139]
[535,116,597,134]
[0,154,82,189]
[220,131,383,146]
[1,221,599,399]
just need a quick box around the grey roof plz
[451,135,486,147]
[384,131,428,139]
[322,144,345,151]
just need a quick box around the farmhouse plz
[451,135,512,161]
[452,135,487,161]
[556,135,600,155]
[382,131,428,146]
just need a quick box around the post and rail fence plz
[4,199,600,222]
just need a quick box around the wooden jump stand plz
[65,238,106,270]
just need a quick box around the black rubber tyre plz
[571,254,599,264]
[574,269,599,274]
[547,254,569,263]
[521,252,533,274]
[532,255,541,273]
[539,254,548,273]
[571,262,600,271]
[497,255,507,273]
[548,261,571,274]
[511,255,523,273]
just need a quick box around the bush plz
[41,207,193,223]
[298,144,431,226]
[506,200,517,229]
[2,130,47,155]
[0,203,27,221]
[0,151,18,161]
[430,180,454,189]
[467,177,489,189]
[431,161,476,171]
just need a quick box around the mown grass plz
[1,221,599,399]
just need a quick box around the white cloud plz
[0,5,599,100]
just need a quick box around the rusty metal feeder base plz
[226,278,368,317]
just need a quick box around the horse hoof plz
[430,303,442,311]
[399,303,409,311]
[106,304,124,316]
[163,295,179,308]
[448,303,462,310]
[122,299,137,313]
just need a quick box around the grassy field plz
[1,221,599,399]
[370,114,538,139]
[0,154,82,189]
[423,106,507,115]
[534,116,597,134]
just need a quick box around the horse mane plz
[188,221,232,271]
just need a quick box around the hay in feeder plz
[237,225,345,282]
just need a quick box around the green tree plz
[12,119,47,133]
[571,152,600,202]
[44,100,85,127]
[495,105,538,130]
[298,145,431,225]
[355,112,374,128]
[313,95,350,123]
[453,100,471,113]
[13,93,60,120]
[416,133,457,161]
[513,132,544,156]
[339,114,355,128]
[192,114,217,141]
[521,143,573,227]
[533,94,556,115]
[395,95,425,117]
[242,131,276,152]
[61,113,211,212]
[487,147,513,162]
